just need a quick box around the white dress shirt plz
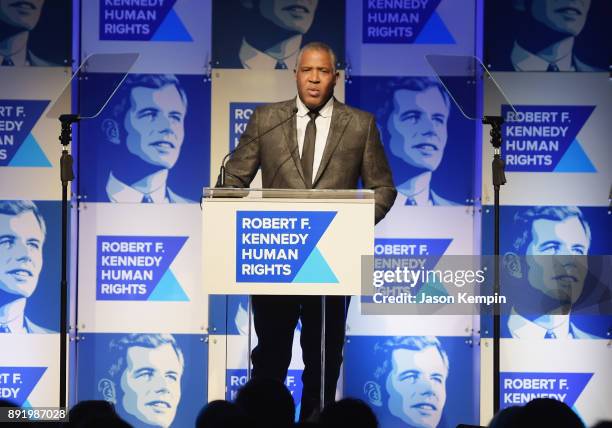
[508,308,572,339]
[106,172,169,203]
[295,96,334,182]
[239,38,299,70]
[511,42,575,71]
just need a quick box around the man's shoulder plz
[256,99,296,113]
[167,187,196,203]
[573,56,605,72]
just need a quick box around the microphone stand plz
[58,113,79,408]
[483,115,505,414]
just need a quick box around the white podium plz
[202,188,374,408]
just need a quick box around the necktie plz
[0,325,10,333]
[275,60,288,70]
[404,197,417,206]
[2,57,15,66]
[141,194,154,203]
[547,63,560,72]
[544,330,557,339]
[301,110,318,188]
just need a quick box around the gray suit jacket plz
[223,98,397,223]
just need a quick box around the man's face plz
[123,84,186,170]
[387,87,449,172]
[120,344,183,428]
[258,0,318,34]
[0,211,43,299]
[530,0,591,36]
[295,48,337,109]
[525,216,590,305]
[385,347,448,428]
[0,0,44,31]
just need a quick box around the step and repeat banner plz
[1,1,610,427]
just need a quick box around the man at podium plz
[219,42,396,420]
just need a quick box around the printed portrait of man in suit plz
[489,0,604,72]
[0,0,58,66]
[98,333,184,428]
[101,74,193,204]
[502,206,599,339]
[365,336,449,428]
[379,77,458,207]
[0,200,54,334]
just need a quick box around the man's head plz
[381,77,450,174]
[0,0,44,32]
[98,334,184,428]
[0,201,45,300]
[294,42,338,109]
[368,336,449,428]
[103,74,187,171]
[504,206,591,306]
[240,0,319,34]
[513,0,591,37]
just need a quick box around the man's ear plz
[363,381,383,407]
[102,119,120,145]
[512,0,527,12]
[503,252,523,279]
[97,378,117,404]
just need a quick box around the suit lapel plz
[313,100,351,186]
[280,99,305,184]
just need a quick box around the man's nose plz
[419,116,436,136]
[415,378,436,397]
[13,241,32,262]
[308,71,320,83]
[154,115,173,134]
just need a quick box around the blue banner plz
[100,0,192,42]
[96,235,188,301]
[229,102,263,150]
[76,333,206,428]
[0,100,50,167]
[501,372,593,408]
[236,211,337,283]
[363,0,454,44]
[344,335,477,428]
[0,367,46,406]
[502,105,596,173]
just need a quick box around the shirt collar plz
[106,172,168,203]
[508,308,572,339]
[296,95,334,118]
[511,41,575,72]
[0,311,26,334]
[239,38,299,70]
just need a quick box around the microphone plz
[218,107,299,187]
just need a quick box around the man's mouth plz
[146,400,172,412]
[9,1,37,11]
[7,268,33,280]
[411,402,438,413]
[283,5,310,15]
[150,141,176,150]
[553,274,578,284]
[412,143,438,152]
[307,88,320,97]
[555,7,582,17]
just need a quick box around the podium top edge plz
[202,188,375,199]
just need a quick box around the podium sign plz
[202,189,374,296]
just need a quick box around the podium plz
[202,188,374,411]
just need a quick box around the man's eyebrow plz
[133,367,154,375]
[399,109,420,119]
[0,234,15,239]
[537,239,561,248]
[397,369,419,378]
